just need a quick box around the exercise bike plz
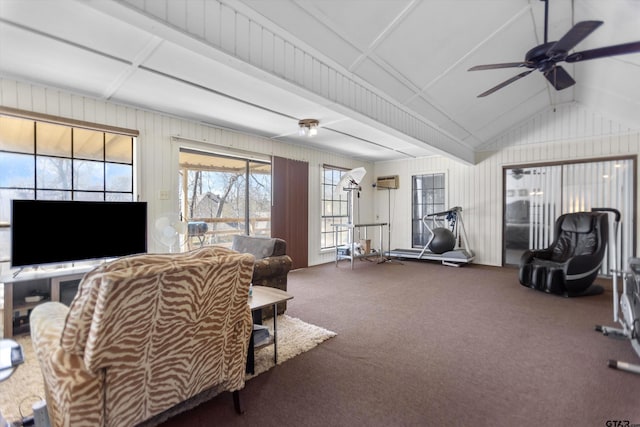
[593,208,640,374]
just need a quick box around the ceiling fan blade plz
[468,62,530,71]
[476,70,534,97]
[544,65,575,90]
[566,41,640,63]
[546,21,603,60]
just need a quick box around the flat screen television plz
[11,199,147,268]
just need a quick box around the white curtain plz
[516,158,633,273]
[561,159,633,273]
[528,166,561,250]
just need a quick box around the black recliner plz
[519,211,609,296]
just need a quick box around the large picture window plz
[0,113,136,266]
[503,157,636,271]
[321,165,349,249]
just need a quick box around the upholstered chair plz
[231,235,293,318]
[519,211,609,296]
[30,246,254,427]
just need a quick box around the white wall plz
[0,78,374,267]
[373,102,640,266]
[3,79,638,269]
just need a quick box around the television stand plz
[1,265,94,338]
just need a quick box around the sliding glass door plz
[504,157,635,272]
[179,149,271,249]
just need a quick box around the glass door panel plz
[503,158,635,271]
[179,149,271,249]
[249,161,272,237]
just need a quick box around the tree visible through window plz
[178,149,271,249]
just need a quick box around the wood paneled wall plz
[4,77,635,270]
[114,0,472,163]
[0,78,372,270]
[373,103,640,267]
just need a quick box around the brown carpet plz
[0,315,335,425]
[156,259,640,427]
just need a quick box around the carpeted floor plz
[0,315,335,424]
[156,259,640,427]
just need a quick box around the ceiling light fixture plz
[298,119,319,137]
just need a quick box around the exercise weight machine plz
[594,208,640,374]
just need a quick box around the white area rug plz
[249,315,336,378]
[0,315,336,424]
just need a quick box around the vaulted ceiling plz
[1,0,639,164]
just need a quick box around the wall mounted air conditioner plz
[376,175,399,189]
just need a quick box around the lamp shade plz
[298,119,319,137]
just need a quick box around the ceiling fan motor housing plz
[526,42,558,71]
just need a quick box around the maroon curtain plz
[272,156,308,269]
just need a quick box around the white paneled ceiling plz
[0,0,639,164]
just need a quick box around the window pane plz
[321,166,348,249]
[249,161,271,237]
[233,173,248,234]
[323,170,333,185]
[412,219,424,246]
[105,134,133,163]
[411,173,446,248]
[434,188,445,204]
[73,128,104,161]
[0,228,8,263]
[74,159,104,191]
[106,192,133,202]
[37,191,71,201]
[179,150,271,249]
[36,156,72,190]
[0,152,34,187]
[0,116,34,153]
[36,122,71,157]
[73,191,103,201]
[0,189,34,222]
[321,184,330,199]
[105,163,132,192]
[1,189,34,263]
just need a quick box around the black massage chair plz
[519,211,609,297]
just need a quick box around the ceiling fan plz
[468,0,640,97]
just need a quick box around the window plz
[0,114,136,265]
[321,165,349,249]
[411,173,446,248]
[178,149,271,249]
[503,157,636,270]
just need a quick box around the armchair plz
[231,235,293,318]
[29,247,254,427]
[519,211,609,296]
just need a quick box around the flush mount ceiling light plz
[298,119,319,137]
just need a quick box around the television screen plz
[11,200,147,268]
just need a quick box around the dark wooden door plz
[272,156,308,269]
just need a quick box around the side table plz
[246,286,293,374]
